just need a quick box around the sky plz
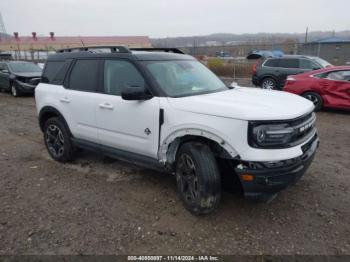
[0,0,349,38]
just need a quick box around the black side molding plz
[158,108,164,151]
[71,137,164,172]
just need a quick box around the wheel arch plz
[38,106,72,135]
[301,89,322,97]
[301,90,324,109]
[260,75,278,85]
[159,128,239,171]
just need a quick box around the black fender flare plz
[38,106,72,136]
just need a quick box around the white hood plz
[168,87,314,121]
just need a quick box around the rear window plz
[279,59,299,69]
[264,59,279,67]
[42,61,71,85]
[68,60,99,92]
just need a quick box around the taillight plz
[252,63,258,76]
[286,76,297,86]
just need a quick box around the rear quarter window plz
[42,60,71,85]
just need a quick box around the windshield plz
[313,57,332,68]
[9,62,42,73]
[144,60,228,97]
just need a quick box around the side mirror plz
[121,86,153,101]
[229,81,239,89]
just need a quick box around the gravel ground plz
[0,93,349,255]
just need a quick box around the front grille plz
[288,113,316,147]
[301,133,318,153]
[28,77,41,85]
[288,112,313,127]
[17,77,41,86]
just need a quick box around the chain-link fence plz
[183,42,350,66]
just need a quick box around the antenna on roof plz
[79,36,85,47]
[0,12,7,34]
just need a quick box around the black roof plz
[266,55,320,60]
[47,51,194,62]
[48,46,194,62]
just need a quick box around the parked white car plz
[35,46,319,215]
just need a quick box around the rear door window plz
[69,60,99,92]
[264,59,279,67]
[279,59,299,69]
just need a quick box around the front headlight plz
[248,113,317,149]
[249,123,294,148]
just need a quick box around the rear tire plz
[302,92,323,111]
[261,77,277,90]
[43,117,74,162]
[175,142,221,215]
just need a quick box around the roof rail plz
[130,48,185,54]
[56,46,131,53]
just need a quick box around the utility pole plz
[0,12,7,35]
[304,26,309,44]
[193,37,196,56]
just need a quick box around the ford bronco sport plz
[35,46,319,215]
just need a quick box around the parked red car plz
[284,66,350,111]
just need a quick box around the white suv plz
[35,46,319,215]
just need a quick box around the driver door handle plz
[99,102,114,110]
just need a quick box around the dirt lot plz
[0,93,349,255]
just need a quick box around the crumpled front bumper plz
[15,80,37,93]
[235,134,319,201]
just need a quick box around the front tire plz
[261,77,277,90]
[175,142,221,215]
[43,117,74,162]
[11,83,20,97]
[302,92,323,111]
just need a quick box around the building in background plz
[0,32,152,61]
[300,37,350,65]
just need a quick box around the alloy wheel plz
[305,94,319,106]
[262,80,275,90]
[46,124,65,158]
[177,153,199,204]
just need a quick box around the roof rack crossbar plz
[56,46,131,53]
[130,48,185,54]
